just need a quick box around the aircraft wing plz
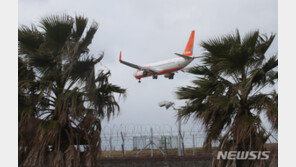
[119,52,160,73]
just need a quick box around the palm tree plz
[18,14,126,167]
[176,30,277,167]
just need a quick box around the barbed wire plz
[100,124,278,154]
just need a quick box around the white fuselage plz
[134,57,193,79]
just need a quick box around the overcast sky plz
[18,0,278,132]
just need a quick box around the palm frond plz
[69,57,95,82]
[18,25,44,55]
[76,22,98,55]
[39,14,74,52]
[71,16,88,42]
[256,33,276,55]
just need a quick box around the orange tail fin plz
[183,30,195,56]
[119,51,122,62]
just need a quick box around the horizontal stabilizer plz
[175,53,192,59]
[175,53,199,59]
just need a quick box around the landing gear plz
[152,75,158,79]
[138,79,141,83]
[168,73,175,79]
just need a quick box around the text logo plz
[217,151,270,160]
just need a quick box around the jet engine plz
[164,73,175,79]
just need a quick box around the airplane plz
[119,30,196,83]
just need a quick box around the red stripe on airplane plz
[134,67,182,79]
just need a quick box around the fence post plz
[150,128,154,157]
[109,136,112,158]
[164,136,167,155]
[192,134,195,156]
[177,114,182,156]
[181,131,185,156]
[121,131,125,157]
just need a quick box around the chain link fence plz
[100,124,278,158]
